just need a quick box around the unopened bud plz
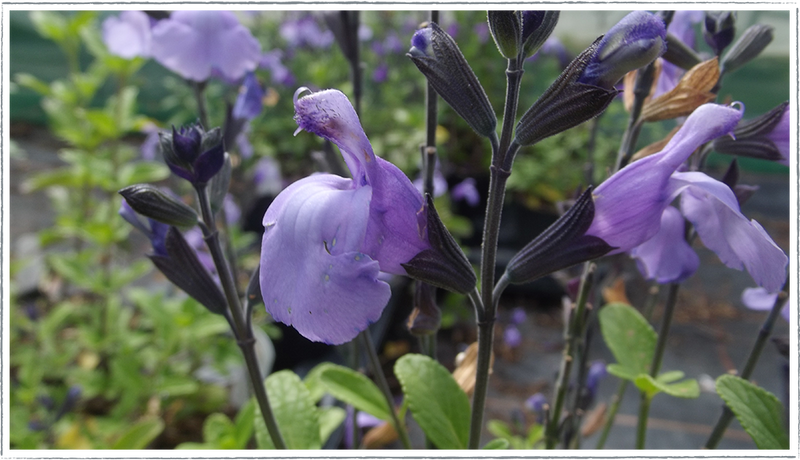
[704,11,736,56]
[722,24,774,74]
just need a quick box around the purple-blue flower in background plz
[473,21,490,44]
[103,10,154,59]
[232,72,265,120]
[742,287,789,322]
[151,11,261,81]
[372,63,389,83]
[260,49,295,86]
[503,325,522,348]
[451,178,480,207]
[259,89,430,344]
[280,14,334,49]
[630,206,700,283]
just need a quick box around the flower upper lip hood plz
[261,89,430,344]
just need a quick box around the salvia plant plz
[10,9,792,451]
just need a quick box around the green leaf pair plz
[599,303,699,399]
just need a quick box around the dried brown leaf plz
[623,59,662,112]
[581,402,607,437]
[641,58,719,122]
[601,277,630,304]
[453,341,494,397]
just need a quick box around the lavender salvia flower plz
[259,89,431,344]
[516,11,666,146]
[588,103,787,292]
[742,287,790,322]
[151,11,261,82]
[713,102,790,166]
[102,10,154,59]
[260,50,295,86]
[232,72,265,120]
[630,206,700,284]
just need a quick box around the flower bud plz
[408,23,497,139]
[149,227,229,317]
[703,11,736,56]
[504,188,613,284]
[712,101,789,164]
[577,11,667,89]
[487,11,521,59]
[520,11,559,59]
[662,32,702,71]
[160,124,226,186]
[402,195,476,294]
[515,12,665,146]
[119,184,198,229]
[721,24,774,75]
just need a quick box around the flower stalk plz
[468,55,522,449]
[704,278,789,448]
[545,262,595,448]
[194,185,286,450]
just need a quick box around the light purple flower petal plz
[103,11,153,59]
[630,206,699,283]
[140,122,160,161]
[412,169,448,198]
[586,103,742,252]
[670,171,787,294]
[503,325,522,348]
[253,156,283,195]
[742,287,789,322]
[260,175,391,344]
[232,72,264,120]
[451,177,480,206]
[294,89,430,275]
[151,11,261,81]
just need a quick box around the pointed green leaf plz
[111,417,165,449]
[318,406,346,445]
[318,364,392,421]
[254,370,320,449]
[634,374,700,399]
[395,353,470,449]
[483,438,510,449]
[599,303,657,378]
[233,400,256,448]
[303,362,333,403]
[202,413,235,446]
[716,375,789,449]
[657,370,685,384]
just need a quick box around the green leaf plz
[318,406,346,445]
[634,374,700,399]
[598,303,657,379]
[30,11,67,42]
[487,419,513,440]
[657,370,685,384]
[318,364,392,421]
[234,400,256,448]
[303,362,332,403]
[15,73,51,96]
[395,353,470,449]
[175,442,210,449]
[156,375,200,398]
[111,417,165,449]
[203,413,235,445]
[22,167,82,192]
[716,375,789,449]
[483,438,510,449]
[254,370,321,449]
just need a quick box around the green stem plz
[635,282,680,448]
[468,57,523,450]
[704,279,789,448]
[360,329,412,449]
[195,186,286,449]
[545,262,595,448]
[635,393,651,449]
[192,80,210,129]
[596,282,661,449]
